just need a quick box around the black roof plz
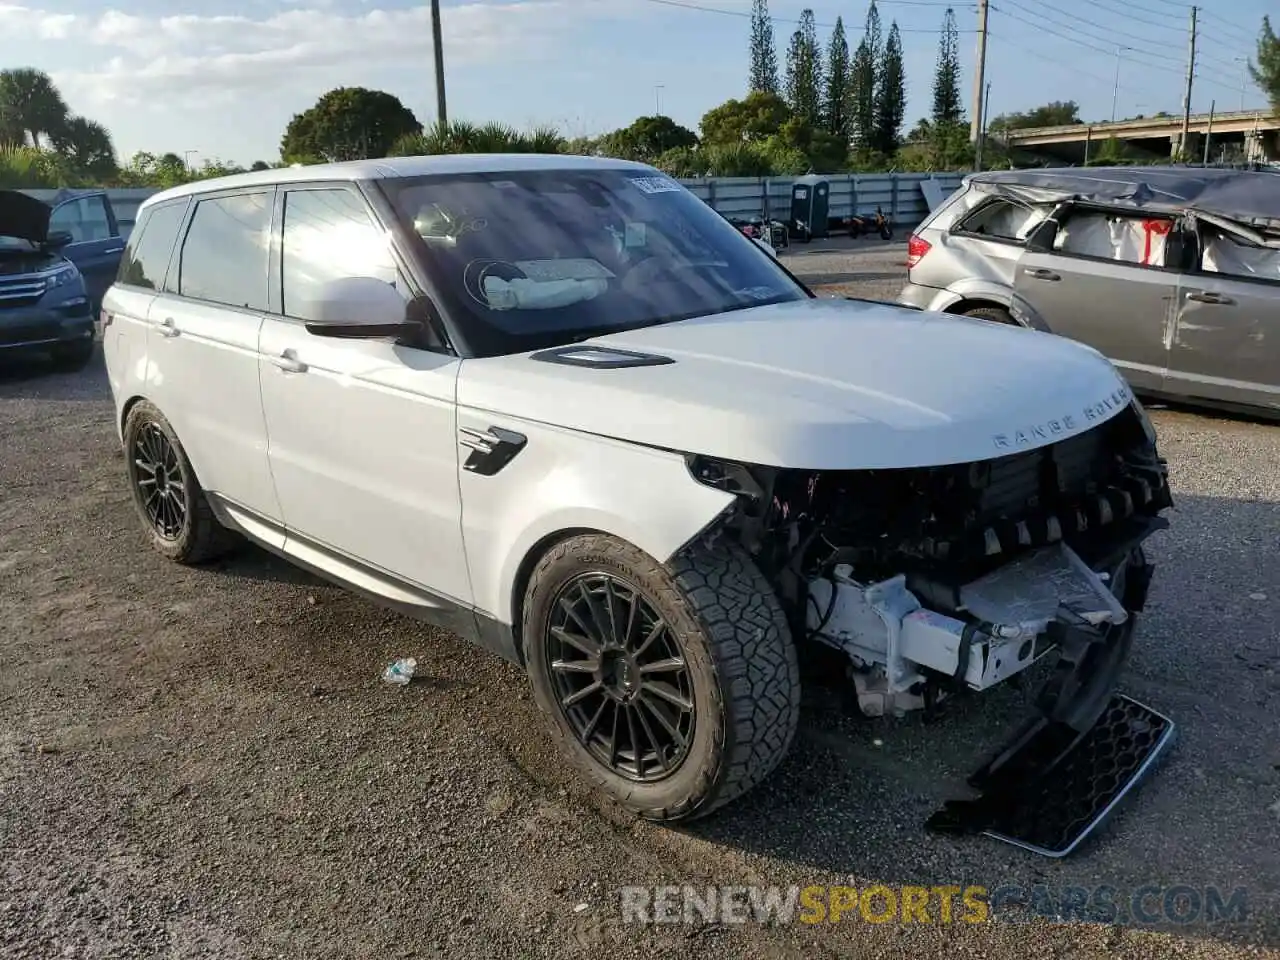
[968,165,1280,233]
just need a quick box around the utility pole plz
[975,80,992,171]
[655,85,664,116]
[1203,99,1215,165]
[970,0,990,145]
[431,0,447,127]
[1111,46,1127,123]
[1178,5,1197,161]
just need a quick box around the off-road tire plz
[122,400,239,564]
[522,533,802,822]
[49,339,94,372]
[962,305,1018,326]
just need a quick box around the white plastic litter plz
[483,275,608,311]
[382,657,417,685]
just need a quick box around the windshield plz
[378,168,808,357]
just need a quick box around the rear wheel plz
[122,401,239,564]
[522,534,801,822]
[962,305,1018,326]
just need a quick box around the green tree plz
[989,101,1081,131]
[700,90,791,145]
[932,7,963,126]
[598,115,697,162]
[1249,16,1280,111]
[784,9,822,126]
[50,116,115,180]
[390,120,565,157]
[874,22,905,155]
[0,68,70,149]
[280,87,422,163]
[850,1,883,153]
[824,16,851,140]
[748,0,780,95]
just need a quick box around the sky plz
[0,0,1272,166]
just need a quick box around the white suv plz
[101,156,1173,839]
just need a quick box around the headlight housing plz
[42,262,80,289]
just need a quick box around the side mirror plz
[301,276,419,340]
[752,236,779,259]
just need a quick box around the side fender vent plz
[529,345,674,369]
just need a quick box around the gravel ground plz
[2,244,1278,958]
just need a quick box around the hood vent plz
[530,345,674,369]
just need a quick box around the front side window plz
[1054,210,1174,268]
[280,187,402,320]
[378,168,807,357]
[50,195,113,243]
[178,192,271,310]
[117,199,189,290]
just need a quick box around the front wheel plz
[878,224,894,241]
[522,534,801,822]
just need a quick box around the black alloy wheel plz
[131,420,187,540]
[545,572,696,782]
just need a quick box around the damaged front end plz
[687,397,1176,855]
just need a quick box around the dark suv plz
[0,188,125,371]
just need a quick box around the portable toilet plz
[789,174,830,241]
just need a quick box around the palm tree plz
[0,68,70,149]
[51,115,115,178]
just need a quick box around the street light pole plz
[654,85,664,116]
[431,0,447,127]
[1235,56,1248,111]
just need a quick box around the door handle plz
[1185,290,1234,305]
[1027,268,1061,281]
[103,246,124,254]
[271,350,307,373]
[157,317,179,338]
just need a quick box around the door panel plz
[144,188,281,531]
[1013,250,1174,393]
[50,194,123,308]
[145,295,280,531]
[257,322,471,604]
[1167,274,1280,412]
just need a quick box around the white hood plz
[457,298,1135,470]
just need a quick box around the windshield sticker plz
[630,176,682,195]
[489,180,521,190]
[624,222,647,248]
[513,258,616,282]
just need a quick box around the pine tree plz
[824,16,850,139]
[784,9,823,126]
[849,0,883,151]
[748,0,780,94]
[874,21,905,155]
[932,6,964,126]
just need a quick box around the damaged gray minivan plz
[899,166,1280,419]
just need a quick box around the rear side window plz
[957,198,1049,242]
[178,192,272,310]
[280,187,400,320]
[117,199,189,290]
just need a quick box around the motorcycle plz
[848,206,894,241]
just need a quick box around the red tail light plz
[906,234,932,269]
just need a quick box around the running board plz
[925,694,1176,857]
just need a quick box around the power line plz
[1198,10,1263,45]
[1072,0,1184,36]
[997,0,1239,89]
[637,0,974,33]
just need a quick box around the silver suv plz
[899,166,1280,419]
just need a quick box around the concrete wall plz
[29,172,967,239]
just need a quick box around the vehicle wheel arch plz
[508,525,607,665]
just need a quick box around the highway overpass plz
[1002,109,1279,164]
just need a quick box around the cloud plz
[0,2,603,108]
